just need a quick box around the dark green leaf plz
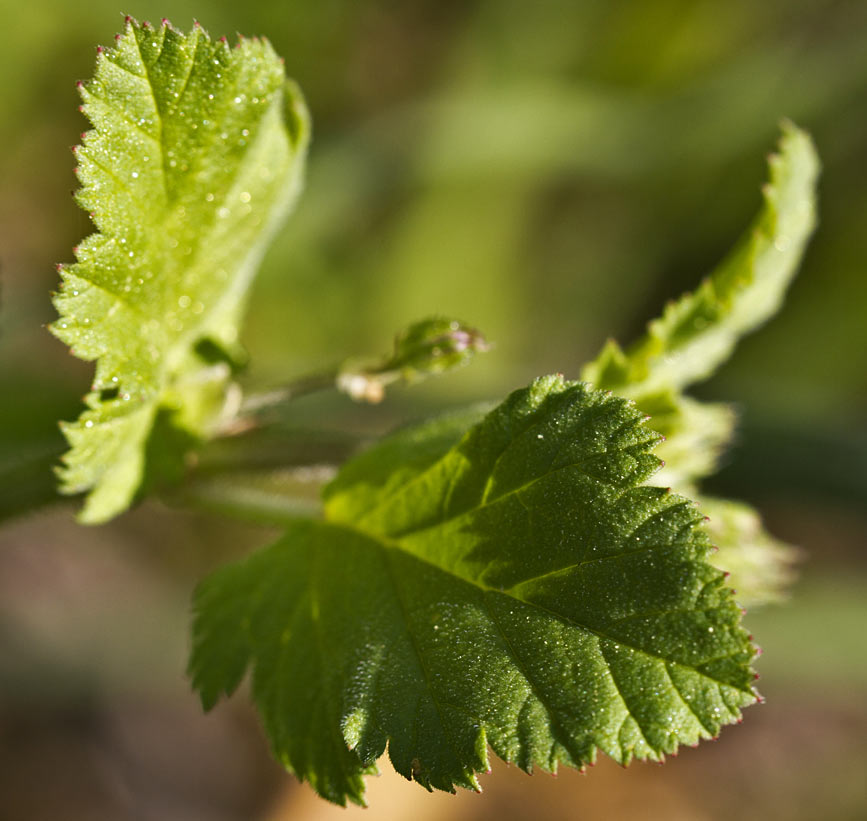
[191,376,757,805]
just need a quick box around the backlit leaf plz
[582,123,819,396]
[51,18,309,522]
[701,496,799,607]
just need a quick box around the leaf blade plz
[582,122,819,395]
[52,19,310,522]
[191,377,757,804]
[575,126,815,606]
[701,496,800,607]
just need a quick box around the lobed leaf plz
[190,376,757,805]
[51,18,310,523]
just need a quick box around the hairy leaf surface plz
[582,123,819,397]
[52,18,309,522]
[636,391,736,491]
[190,376,757,805]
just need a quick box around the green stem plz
[173,474,324,528]
[194,426,362,475]
[239,369,340,416]
[0,370,355,525]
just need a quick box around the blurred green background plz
[1,1,865,819]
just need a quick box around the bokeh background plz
[1,1,866,819]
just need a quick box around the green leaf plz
[190,376,757,806]
[701,496,799,608]
[635,391,736,491]
[323,402,491,519]
[576,126,815,607]
[581,122,819,396]
[51,18,310,523]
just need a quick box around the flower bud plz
[337,317,489,403]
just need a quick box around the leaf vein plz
[128,25,168,202]
[481,591,585,768]
[599,642,656,754]
[85,90,162,145]
[165,31,201,121]
[379,548,471,779]
[663,662,715,736]
[350,522,754,694]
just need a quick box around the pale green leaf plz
[635,391,736,491]
[701,496,799,608]
[576,125,815,604]
[51,18,310,523]
[581,122,819,396]
[190,376,757,806]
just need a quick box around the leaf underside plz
[581,122,819,398]
[190,376,757,806]
[52,18,309,523]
